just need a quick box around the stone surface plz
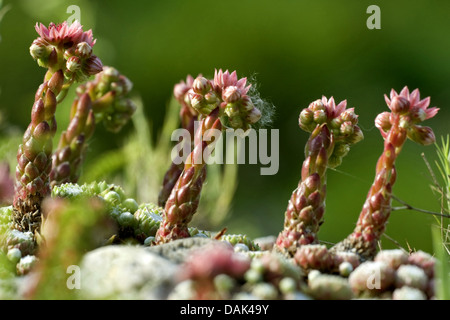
[78,238,224,299]
[146,237,221,264]
[79,245,179,299]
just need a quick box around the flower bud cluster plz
[299,97,363,168]
[76,66,137,132]
[181,69,262,131]
[30,21,103,82]
[379,87,439,145]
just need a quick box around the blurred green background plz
[1,0,449,253]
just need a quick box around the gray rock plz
[146,237,222,264]
[79,245,179,299]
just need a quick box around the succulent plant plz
[392,286,427,300]
[333,87,439,260]
[155,69,264,244]
[219,233,260,251]
[307,272,354,300]
[178,241,251,299]
[294,244,335,272]
[408,250,436,278]
[276,97,362,256]
[348,261,396,294]
[52,181,164,243]
[158,75,198,208]
[374,249,409,270]
[1,19,446,301]
[395,264,428,291]
[16,255,38,276]
[13,21,103,237]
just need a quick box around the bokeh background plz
[1,0,449,253]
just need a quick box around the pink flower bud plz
[29,38,49,60]
[188,92,203,110]
[309,100,325,112]
[299,109,314,129]
[173,83,188,101]
[313,109,327,124]
[246,107,262,124]
[204,92,218,105]
[76,42,93,58]
[347,126,364,144]
[222,86,241,103]
[375,111,392,134]
[84,55,103,76]
[407,125,436,145]
[192,76,211,94]
[340,121,354,136]
[389,96,410,114]
[340,108,358,124]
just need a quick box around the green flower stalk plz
[50,66,136,188]
[276,97,363,256]
[75,66,136,133]
[49,94,95,188]
[155,69,263,244]
[332,87,439,260]
[13,21,103,235]
[158,75,198,207]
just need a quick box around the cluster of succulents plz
[10,21,137,242]
[348,249,435,299]
[51,181,160,243]
[1,205,38,276]
[0,19,447,301]
[165,240,438,300]
[51,182,262,251]
[168,241,306,300]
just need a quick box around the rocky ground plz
[0,235,437,300]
